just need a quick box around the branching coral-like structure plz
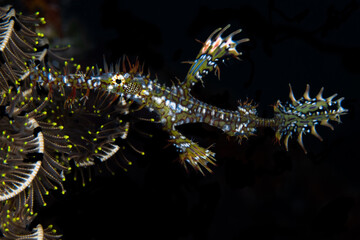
[0,5,347,239]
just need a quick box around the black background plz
[3,0,360,239]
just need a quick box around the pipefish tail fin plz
[274,84,347,153]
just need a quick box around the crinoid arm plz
[0,198,62,240]
[274,84,347,153]
[0,5,48,92]
[182,24,249,89]
[2,224,62,240]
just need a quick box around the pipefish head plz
[110,72,145,98]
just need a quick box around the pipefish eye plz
[112,73,125,84]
